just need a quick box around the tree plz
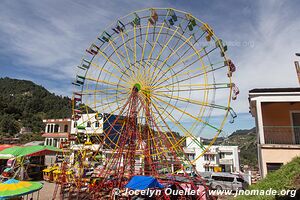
[0,115,20,135]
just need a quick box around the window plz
[292,112,300,144]
[204,166,209,172]
[212,176,234,182]
[95,121,100,128]
[73,122,77,128]
[187,153,195,160]
[53,139,57,147]
[219,152,225,159]
[266,163,283,173]
[204,155,209,161]
[87,121,91,127]
[237,178,244,183]
[64,125,68,132]
[204,154,214,161]
[47,124,50,133]
[54,124,59,132]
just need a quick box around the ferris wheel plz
[65,8,238,199]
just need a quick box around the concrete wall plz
[260,146,300,177]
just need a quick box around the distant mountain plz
[0,77,71,141]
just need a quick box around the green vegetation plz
[0,77,71,141]
[236,157,300,200]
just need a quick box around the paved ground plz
[30,181,56,200]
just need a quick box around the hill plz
[0,77,71,142]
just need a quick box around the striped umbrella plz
[0,179,43,199]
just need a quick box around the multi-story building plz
[42,118,71,148]
[184,137,240,173]
[249,88,300,178]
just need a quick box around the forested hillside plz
[0,77,71,138]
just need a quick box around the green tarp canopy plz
[0,145,61,159]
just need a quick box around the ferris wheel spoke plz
[127,34,148,83]
[138,94,181,157]
[96,99,132,152]
[147,22,166,64]
[154,45,219,87]
[152,91,229,111]
[153,82,229,90]
[96,48,134,79]
[90,62,129,84]
[85,76,129,88]
[150,34,194,85]
[150,46,207,86]
[134,25,138,65]
[147,25,180,81]
[154,86,229,92]
[80,89,129,97]
[151,94,219,131]
[119,31,134,76]
[154,60,225,89]
[148,94,206,150]
[107,40,134,80]
[147,102,186,153]
[151,30,206,85]
[154,62,227,89]
[140,21,151,80]
[93,93,129,108]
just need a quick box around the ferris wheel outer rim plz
[71,7,234,164]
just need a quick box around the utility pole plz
[295,53,300,85]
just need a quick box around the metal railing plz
[263,126,300,145]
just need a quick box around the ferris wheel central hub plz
[133,83,141,92]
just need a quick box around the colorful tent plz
[0,145,15,151]
[0,179,43,199]
[125,176,164,190]
[0,145,61,159]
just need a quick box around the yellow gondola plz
[52,169,62,183]
[42,166,58,182]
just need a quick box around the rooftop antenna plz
[295,53,300,85]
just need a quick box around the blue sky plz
[1,0,300,136]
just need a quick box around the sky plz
[0,0,299,137]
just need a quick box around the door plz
[231,178,240,191]
[292,112,300,144]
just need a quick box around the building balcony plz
[219,158,233,165]
[263,126,300,145]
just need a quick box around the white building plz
[42,118,71,148]
[70,113,104,136]
[184,137,240,173]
